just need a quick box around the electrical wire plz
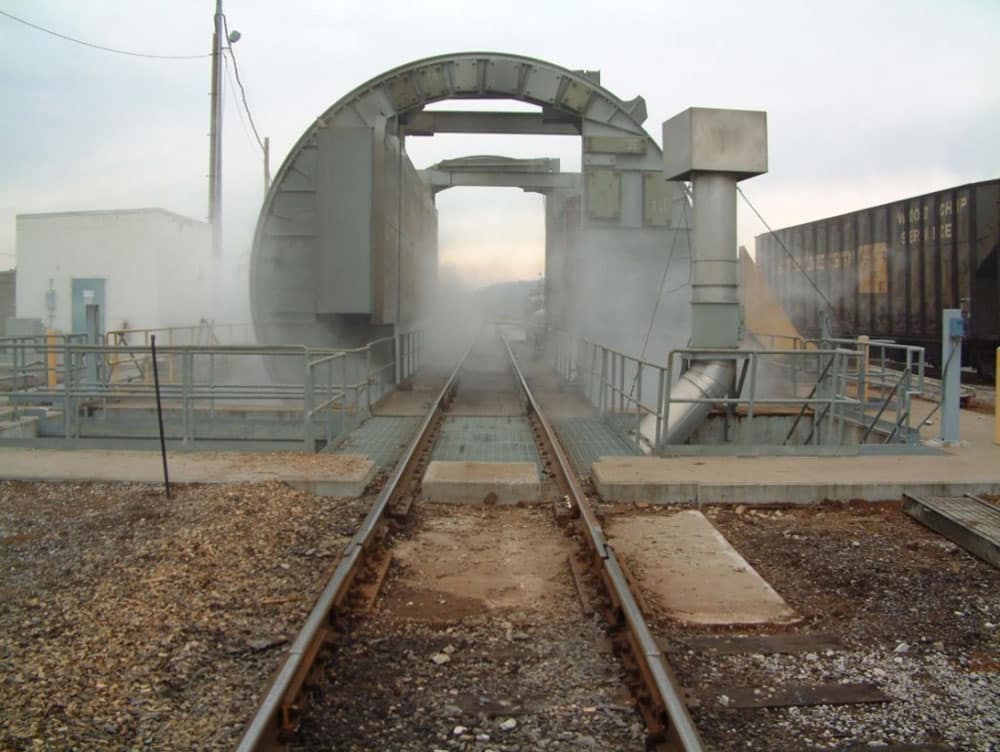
[222,15,265,153]
[737,185,835,313]
[222,52,262,155]
[0,9,210,59]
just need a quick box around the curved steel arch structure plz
[251,51,690,357]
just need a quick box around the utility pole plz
[208,0,224,257]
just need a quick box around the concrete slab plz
[593,403,1000,504]
[593,454,1000,505]
[608,510,798,625]
[422,460,540,504]
[0,448,377,498]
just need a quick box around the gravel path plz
[0,480,370,751]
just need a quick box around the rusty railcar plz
[755,178,1000,376]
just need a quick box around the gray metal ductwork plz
[650,108,768,447]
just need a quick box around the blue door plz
[70,278,105,338]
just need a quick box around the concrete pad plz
[0,448,376,498]
[608,510,797,625]
[422,460,540,504]
[593,440,1000,505]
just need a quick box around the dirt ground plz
[636,502,1000,751]
[0,480,370,751]
[386,505,575,620]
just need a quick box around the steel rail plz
[501,337,704,752]
[236,342,474,751]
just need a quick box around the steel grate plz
[430,416,539,465]
[330,416,422,470]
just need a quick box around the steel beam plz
[401,111,580,136]
[420,168,579,194]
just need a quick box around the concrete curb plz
[596,480,1000,505]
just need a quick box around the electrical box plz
[949,316,968,338]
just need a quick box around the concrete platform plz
[594,403,1000,505]
[422,460,540,504]
[607,510,798,625]
[0,448,377,497]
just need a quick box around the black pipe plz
[150,335,171,499]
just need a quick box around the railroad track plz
[237,329,702,751]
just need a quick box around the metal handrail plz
[548,335,907,450]
[1,328,423,447]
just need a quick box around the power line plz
[737,185,835,313]
[222,52,262,156]
[0,9,210,59]
[222,15,265,153]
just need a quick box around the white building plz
[15,208,215,336]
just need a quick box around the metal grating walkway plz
[330,416,422,471]
[431,416,539,465]
[904,493,1000,569]
[553,416,642,475]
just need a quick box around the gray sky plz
[2,0,998,288]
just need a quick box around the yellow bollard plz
[46,330,58,388]
[995,347,999,446]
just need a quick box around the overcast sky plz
[2,0,998,291]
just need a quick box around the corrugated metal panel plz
[754,178,1000,374]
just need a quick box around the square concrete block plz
[662,107,767,180]
[422,460,540,504]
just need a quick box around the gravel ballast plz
[651,501,1000,751]
[0,480,369,751]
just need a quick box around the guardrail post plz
[303,352,314,452]
[208,351,216,419]
[63,341,72,438]
[858,335,870,409]
[46,331,58,388]
[995,347,1000,446]
[599,348,608,415]
[662,354,674,451]
[182,350,194,444]
[393,326,402,385]
[655,366,666,453]
[365,345,373,413]
[634,362,643,445]
[745,354,757,449]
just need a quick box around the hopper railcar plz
[755,179,1000,377]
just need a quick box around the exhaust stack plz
[648,108,768,447]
